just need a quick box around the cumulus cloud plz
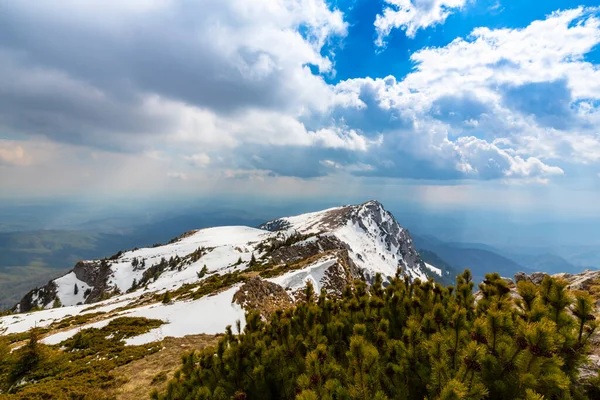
[453,136,564,181]
[333,7,600,181]
[2,2,600,196]
[375,0,468,44]
[0,0,349,150]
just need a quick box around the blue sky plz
[1,0,600,219]
[329,0,600,82]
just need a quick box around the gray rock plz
[530,272,547,285]
[514,272,528,283]
[502,277,514,285]
[579,354,600,381]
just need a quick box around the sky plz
[1,0,600,219]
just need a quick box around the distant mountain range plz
[412,234,594,285]
[412,234,530,284]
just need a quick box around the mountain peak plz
[259,201,427,282]
[7,201,435,337]
[260,200,391,235]
[358,199,384,208]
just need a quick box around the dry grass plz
[111,334,221,400]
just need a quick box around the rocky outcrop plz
[13,258,115,312]
[580,354,600,381]
[319,252,356,297]
[514,271,547,285]
[514,269,600,291]
[14,281,58,313]
[269,234,351,267]
[352,201,420,265]
[72,259,114,303]
[557,270,600,291]
[233,277,294,319]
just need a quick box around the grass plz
[50,311,107,330]
[1,317,166,399]
[151,370,169,385]
[113,334,220,400]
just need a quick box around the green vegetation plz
[2,327,51,345]
[152,370,170,385]
[162,290,172,304]
[154,271,599,400]
[51,311,107,330]
[0,317,164,399]
[189,271,247,300]
[197,265,209,279]
[186,247,213,265]
[137,256,183,287]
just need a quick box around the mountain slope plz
[418,249,458,286]
[412,234,532,283]
[502,252,587,274]
[3,201,442,347]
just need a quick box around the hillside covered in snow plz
[2,201,452,346]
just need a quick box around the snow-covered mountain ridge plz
[1,201,445,345]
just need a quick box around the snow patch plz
[42,318,116,345]
[104,226,273,295]
[124,286,246,345]
[425,263,442,277]
[268,257,337,293]
[0,297,134,335]
[54,272,92,307]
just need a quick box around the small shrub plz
[162,291,172,304]
[151,370,169,385]
[196,265,209,279]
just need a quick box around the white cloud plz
[335,7,600,181]
[2,2,600,195]
[184,153,211,168]
[406,7,600,99]
[0,0,350,150]
[167,172,188,180]
[375,0,468,44]
[320,159,375,172]
[0,141,28,166]
[454,136,564,180]
[310,127,380,151]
